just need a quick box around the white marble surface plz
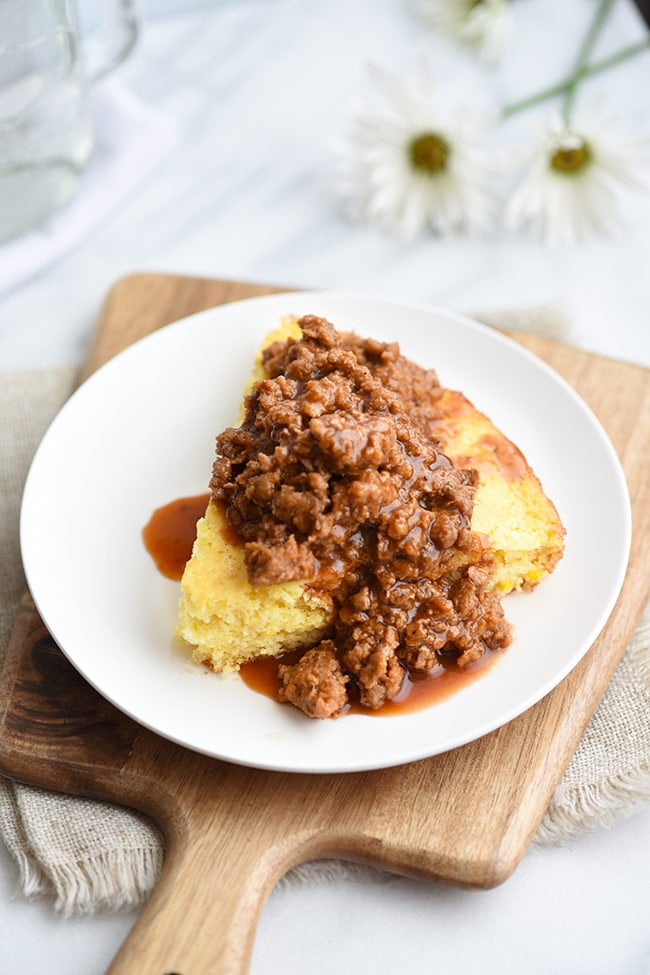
[1,0,650,972]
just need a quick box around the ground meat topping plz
[277,642,349,719]
[211,315,512,718]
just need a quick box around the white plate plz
[20,292,631,773]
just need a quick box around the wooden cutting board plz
[1,273,649,975]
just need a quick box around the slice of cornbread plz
[177,499,332,671]
[176,319,564,670]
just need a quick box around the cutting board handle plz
[107,813,298,975]
[103,755,385,975]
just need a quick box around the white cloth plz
[0,82,178,298]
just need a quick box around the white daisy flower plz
[333,64,499,240]
[415,0,515,63]
[506,108,650,244]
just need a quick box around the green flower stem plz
[501,37,650,119]
[562,0,616,123]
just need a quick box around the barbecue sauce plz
[142,493,211,581]
[239,647,499,716]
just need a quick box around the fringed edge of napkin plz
[535,762,650,846]
[46,847,164,918]
[0,781,50,900]
[0,778,164,916]
[534,632,650,845]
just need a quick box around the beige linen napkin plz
[1,311,649,915]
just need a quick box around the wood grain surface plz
[1,273,649,975]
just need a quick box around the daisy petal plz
[506,107,650,244]
[334,63,499,240]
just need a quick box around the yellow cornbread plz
[432,388,565,594]
[176,318,565,670]
[177,499,331,671]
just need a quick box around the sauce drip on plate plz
[143,493,211,581]
[240,647,498,717]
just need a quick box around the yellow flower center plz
[409,133,450,175]
[550,140,591,174]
